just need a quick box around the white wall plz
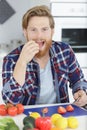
[0,0,50,44]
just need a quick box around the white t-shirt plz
[36,60,56,104]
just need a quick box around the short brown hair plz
[22,5,55,29]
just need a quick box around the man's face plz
[23,16,54,58]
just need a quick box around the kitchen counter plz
[0,103,87,130]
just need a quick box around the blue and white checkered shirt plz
[2,41,87,105]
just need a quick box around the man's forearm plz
[13,59,27,86]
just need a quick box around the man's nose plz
[36,31,43,38]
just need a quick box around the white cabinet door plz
[75,53,87,79]
[75,53,87,68]
[82,68,87,79]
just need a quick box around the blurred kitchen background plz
[0,0,87,103]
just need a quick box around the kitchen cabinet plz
[50,0,87,79]
[50,0,87,2]
[50,1,87,53]
[51,2,87,17]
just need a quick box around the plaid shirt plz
[2,41,87,105]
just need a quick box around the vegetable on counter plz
[22,105,78,130]
[51,127,62,130]
[0,103,24,116]
[67,116,79,128]
[41,107,48,114]
[16,103,24,114]
[29,112,41,119]
[23,124,39,130]
[55,117,68,129]
[57,104,75,114]
[66,104,74,112]
[57,106,67,114]
[8,106,18,116]
[0,104,7,116]
[23,115,52,130]
[23,116,36,130]
[51,113,62,125]
[35,116,52,130]
[0,117,19,130]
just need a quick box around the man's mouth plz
[36,41,45,49]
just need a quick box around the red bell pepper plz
[35,116,52,130]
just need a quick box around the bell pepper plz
[35,116,52,130]
[51,127,62,130]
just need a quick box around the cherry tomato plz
[0,104,7,116]
[42,107,48,114]
[8,106,18,116]
[58,106,67,114]
[16,103,24,114]
[66,104,74,112]
[42,107,48,117]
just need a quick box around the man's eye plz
[42,28,48,31]
[31,29,36,31]
[42,27,50,32]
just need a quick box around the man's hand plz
[73,90,87,107]
[13,40,39,86]
[19,40,39,64]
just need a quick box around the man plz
[2,5,87,106]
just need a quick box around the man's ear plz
[51,28,55,37]
[52,28,54,35]
[23,29,27,40]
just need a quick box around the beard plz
[35,39,52,58]
[25,33,52,58]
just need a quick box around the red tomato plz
[16,103,24,114]
[66,104,74,112]
[8,106,18,116]
[35,116,52,130]
[58,106,67,114]
[0,104,7,116]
